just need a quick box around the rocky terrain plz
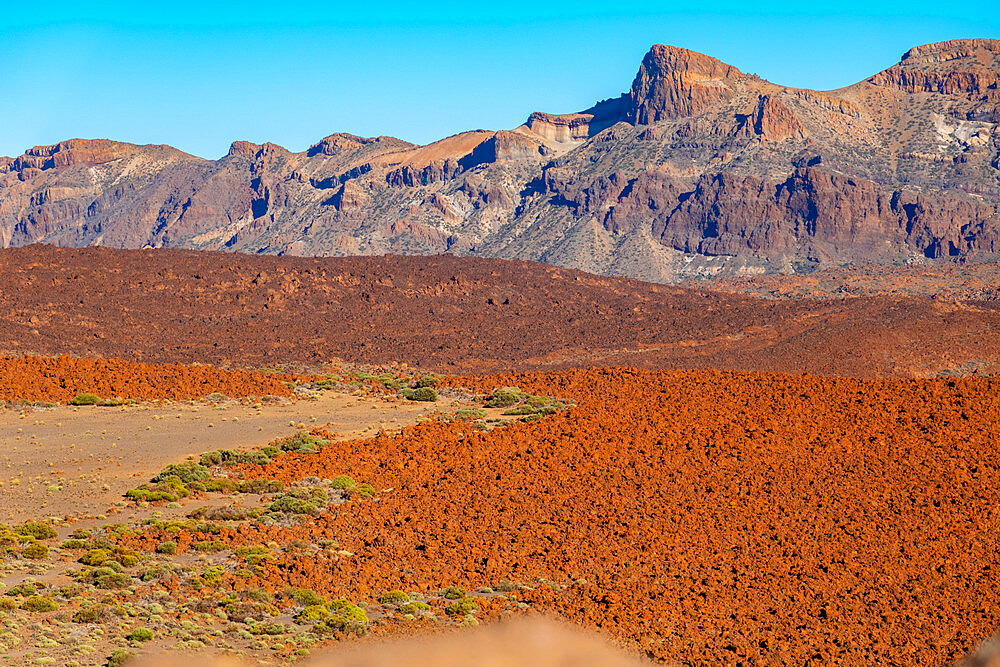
[4,245,1000,377]
[5,366,1000,665]
[2,38,999,282]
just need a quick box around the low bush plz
[442,586,466,600]
[399,600,431,614]
[248,621,285,635]
[20,596,58,612]
[330,475,355,490]
[126,628,154,642]
[152,461,210,485]
[6,581,40,597]
[22,543,48,560]
[278,432,329,454]
[415,374,443,388]
[68,393,101,406]
[156,541,177,555]
[378,590,409,604]
[402,387,438,402]
[73,604,114,624]
[80,549,111,566]
[293,589,327,607]
[238,479,284,494]
[445,599,478,616]
[15,522,57,540]
[487,387,527,408]
[108,649,133,667]
[323,599,368,635]
[346,482,376,499]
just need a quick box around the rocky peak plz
[629,45,743,123]
[306,133,415,157]
[2,139,135,174]
[868,38,1000,96]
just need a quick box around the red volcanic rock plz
[306,133,416,158]
[869,38,1000,95]
[0,355,295,402]
[526,112,595,142]
[736,94,806,141]
[2,245,1000,378]
[597,166,1000,261]
[629,44,742,122]
[1,139,134,173]
[131,367,1000,664]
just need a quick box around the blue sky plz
[2,1,997,159]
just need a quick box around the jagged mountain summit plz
[2,38,999,282]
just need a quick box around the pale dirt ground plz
[0,391,449,524]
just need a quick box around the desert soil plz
[0,392,437,524]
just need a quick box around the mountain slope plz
[2,39,999,281]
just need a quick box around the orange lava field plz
[121,368,1000,664]
[0,355,295,402]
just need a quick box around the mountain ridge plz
[2,38,998,282]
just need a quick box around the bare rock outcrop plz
[628,44,742,122]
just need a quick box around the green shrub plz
[279,432,329,454]
[20,596,58,612]
[399,600,430,614]
[126,628,154,642]
[323,599,368,635]
[200,451,223,466]
[294,604,329,624]
[192,540,227,552]
[22,542,48,560]
[15,522,57,540]
[487,387,527,408]
[442,586,466,600]
[202,478,240,493]
[346,482,375,499]
[445,599,478,616]
[6,581,40,597]
[330,475,355,490]
[98,398,127,407]
[107,649,133,667]
[238,479,284,494]
[378,590,409,604]
[405,387,438,402]
[502,405,537,416]
[248,621,285,635]
[118,552,142,568]
[73,604,113,624]
[156,541,177,555]
[94,572,132,589]
[293,589,327,607]
[152,461,210,484]
[80,549,111,566]
[125,488,178,503]
[61,539,89,550]
[68,393,100,406]
[415,374,442,388]
[0,530,19,553]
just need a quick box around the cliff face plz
[1,39,999,282]
[629,44,743,123]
